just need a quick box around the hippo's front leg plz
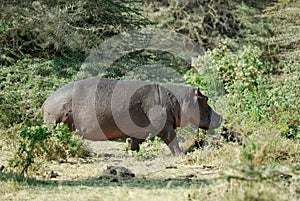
[157,125,184,156]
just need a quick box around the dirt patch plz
[38,140,220,184]
[84,141,189,177]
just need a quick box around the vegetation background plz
[0,0,299,200]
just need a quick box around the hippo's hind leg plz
[61,112,75,131]
[43,104,75,131]
[157,125,183,156]
[130,137,145,152]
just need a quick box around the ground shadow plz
[0,171,213,189]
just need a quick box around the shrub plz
[0,0,149,64]
[241,134,299,167]
[0,59,72,133]
[131,136,165,160]
[144,0,241,50]
[264,0,300,62]
[188,38,300,141]
[9,123,88,175]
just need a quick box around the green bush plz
[0,0,149,64]
[131,136,165,160]
[0,59,72,131]
[144,0,241,49]
[190,39,299,139]
[208,39,272,91]
[264,0,300,62]
[9,123,88,175]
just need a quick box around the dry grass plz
[1,127,299,201]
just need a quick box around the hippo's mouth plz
[208,117,222,129]
[199,107,222,130]
[208,113,222,130]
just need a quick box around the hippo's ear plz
[194,88,202,96]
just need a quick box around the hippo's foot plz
[130,137,145,152]
[168,140,184,156]
[157,125,184,156]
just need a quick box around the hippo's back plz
[42,78,188,140]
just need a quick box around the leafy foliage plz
[9,123,88,175]
[144,0,242,49]
[209,40,272,91]
[0,59,74,130]
[264,0,300,62]
[0,0,149,65]
[100,50,189,82]
[190,39,299,139]
[131,136,165,160]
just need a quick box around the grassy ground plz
[1,133,299,201]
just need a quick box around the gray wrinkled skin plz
[43,78,222,156]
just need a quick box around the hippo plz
[43,78,222,156]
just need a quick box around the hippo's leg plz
[157,125,183,156]
[130,137,145,152]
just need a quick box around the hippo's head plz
[191,88,222,130]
